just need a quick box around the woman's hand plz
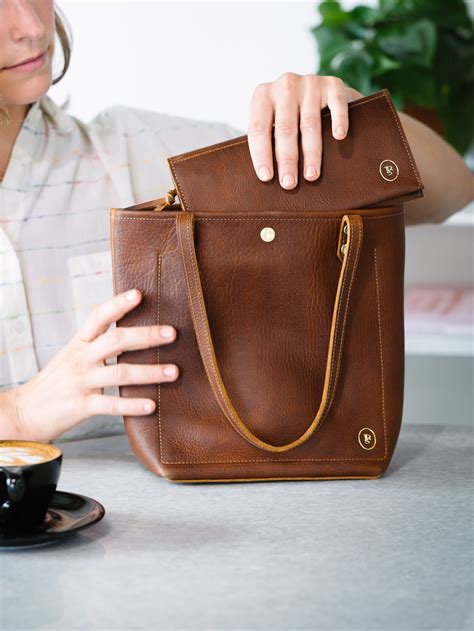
[247,73,363,188]
[3,288,179,443]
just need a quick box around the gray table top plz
[1,422,472,631]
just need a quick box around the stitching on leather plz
[321,93,385,115]
[382,92,422,188]
[114,212,404,222]
[115,217,175,221]
[172,475,381,482]
[163,456,386,463]
[195,214,404,221]
[169,158,189,211]
[157,253,163,461]
[374,247,388,459]
[172,138,248,163]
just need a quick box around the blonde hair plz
[0,4,72,126]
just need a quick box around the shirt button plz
[15,319,25,334]
[12,318,26,335]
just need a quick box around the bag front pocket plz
[155,215,388,468]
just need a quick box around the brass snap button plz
[260,227,276,242]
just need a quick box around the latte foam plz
[0,441,61,466]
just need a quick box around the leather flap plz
[167,88,424,213]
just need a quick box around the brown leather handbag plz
[110,88,424,483]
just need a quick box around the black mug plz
[0,440,63,531]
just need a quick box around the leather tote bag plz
[110,89,424,483]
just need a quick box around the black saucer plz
[0,490,105,548]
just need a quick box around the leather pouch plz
[167,87,423,212]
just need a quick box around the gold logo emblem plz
[358,428,376,450]
[260,227,276,242]
[379,159,399,182]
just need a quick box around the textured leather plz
[110,88,424,483]
[177,212,363,452]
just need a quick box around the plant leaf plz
[327,47,373,94]
[379,0,410,15]
[412,0,471,29]
[370,51,402,76]
[375,19,437,67]
[435,30,474,90]
[438,86,474,155]
[384,67,436,107]
[350,6,382,26]
[312,24,350,69]
[318,1,350,27]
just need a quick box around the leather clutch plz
[167,87,423,212]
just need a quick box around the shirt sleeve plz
[89,104,245,206]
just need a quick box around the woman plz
[1,1,472,444]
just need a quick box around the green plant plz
[311,0,474,155]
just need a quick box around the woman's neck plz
[0,102,31,178]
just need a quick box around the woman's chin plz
[1,75,53,109]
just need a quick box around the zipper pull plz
[153,188,178,212]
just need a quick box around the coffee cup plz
[0,440,62,531]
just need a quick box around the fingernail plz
[163,365,177,377]
[282,173,295,188]
[335,126,345,137]
[259,166,271,181]
[305,166,317,179]
[161,325,175,338]
[143,401,154,412]
[126,289,139,301]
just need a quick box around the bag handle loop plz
[176,212,363,453]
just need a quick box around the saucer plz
[0,490,105,548]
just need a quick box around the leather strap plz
[176,212,363,453]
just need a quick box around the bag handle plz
[176,212,363,453]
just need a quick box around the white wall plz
[53,1,318,130]
[53,1,371,129]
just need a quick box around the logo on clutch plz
[358,428,376,450]
[379,159,399,182]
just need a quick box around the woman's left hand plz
[247,72,363,189]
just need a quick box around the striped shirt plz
[0,94,241,442]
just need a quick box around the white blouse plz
[0,94,242,442]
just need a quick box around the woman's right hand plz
[2,288,178,443]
